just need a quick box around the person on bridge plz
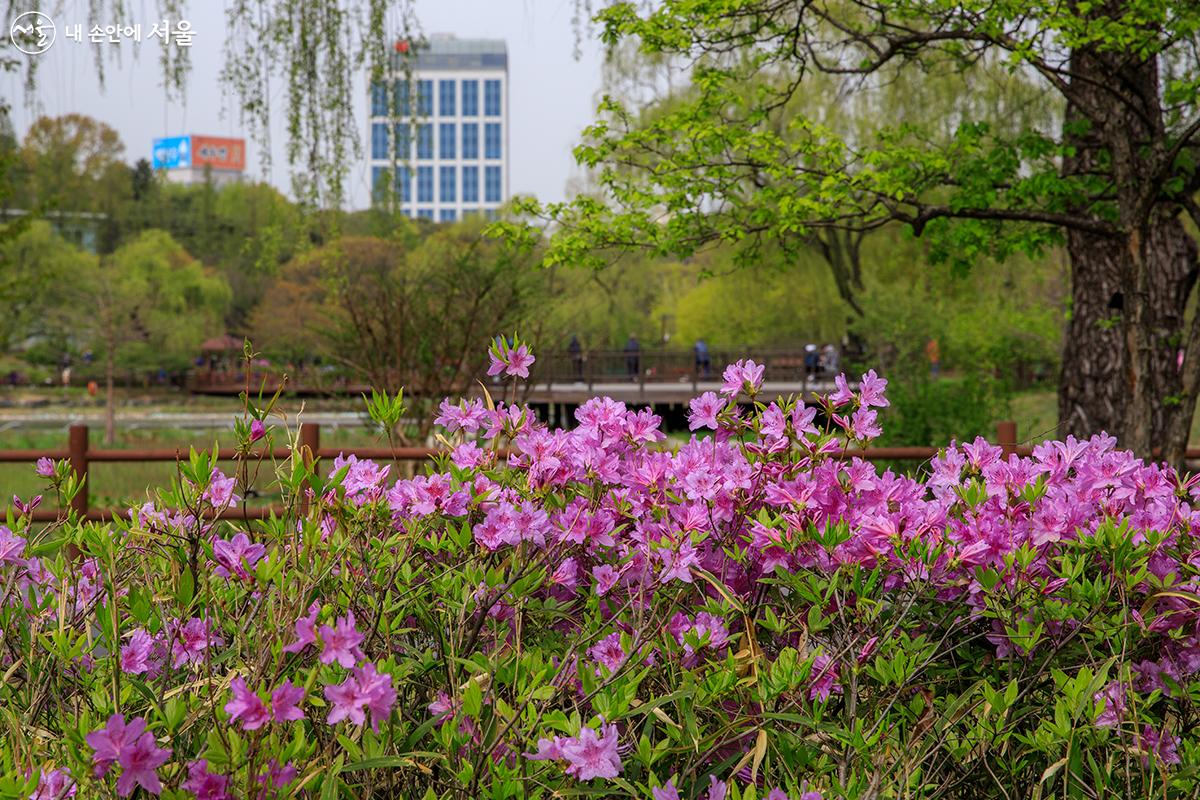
[821,343,839,376]
[624,335,641,382]
[568,335,584,382]
[926,338,941,379]
[694,338,711,379]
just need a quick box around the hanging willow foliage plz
[3,0,418,210]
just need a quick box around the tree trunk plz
[1057,35,1199,462]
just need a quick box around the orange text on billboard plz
[190,136,246,171]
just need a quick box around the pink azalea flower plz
[171,617,222,668]
[271,680,306,722]
[210,533,266,581]
[29,767,75,800]
[592,564,620,596]
[249,419,266,443]
[114,730,171,797]
[181,759,230,800]
[653,781,681,800]
[0,525,26,565]
[319,611,365,668]
[560,721,622,780]
[589,632,627,673]
[720,359,764,397]
[858,369,888,407]
[87,714,142,778]
[35,457,56,478]
[830,373,855,405]
[119,629,157,676]
[488,341,536,379]
[201,468,239,508]
[282,602,321,654]
[688,392,723,430]
[224,677,270,730]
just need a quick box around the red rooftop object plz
[394,40,409,53]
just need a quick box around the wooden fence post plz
[996,420,1017,459]
[298,423,320,515]
[68,423,89,518]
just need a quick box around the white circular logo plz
[10,11,56,55]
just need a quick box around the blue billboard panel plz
[152,136,191,170]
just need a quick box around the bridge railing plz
[2,421,1032,523]
[185,348,838,394]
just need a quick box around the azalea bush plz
[2,345,1200,800]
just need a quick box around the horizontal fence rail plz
[1,421,1046,523]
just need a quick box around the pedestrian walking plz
[568,335,584,381]
[804,343,819,380]
[926,338,941,378]
[694,338,711,378]
[821,343,839,376]
[624,335,641,381]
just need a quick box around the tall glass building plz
[369,34,509,221]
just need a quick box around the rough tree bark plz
[1057,37,1199,462]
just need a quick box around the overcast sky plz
[3,0,605,209]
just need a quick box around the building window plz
[440,166,457,203]
[439,79,456,116]
[440,209,457,222]
[485,166,502,202]
[461,123,479,159]
[396,168,411,202]
[462,208,480,219]
[393,80,411,116]
[461,80,479,116]
[485,209,498,221]
[484,123,502,159]
[371,166,387,194]
[439,123,456,159]
[371,123,388,159]
[416,124,433,159]
[371,82,388,116]
[417,79,433,116]
[417,208,434,220]
[417,166,433,202]
[462,166,479,202]
[394,124,411,160]
[484,80,501,116]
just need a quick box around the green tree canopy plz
[511,0,1200,462]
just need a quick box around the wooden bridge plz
[187,347,839,406]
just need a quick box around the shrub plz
[1,352,1198,799]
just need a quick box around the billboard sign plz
[191,136,246,171]
[152,136,191,170]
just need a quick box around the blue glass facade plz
[461,123,479,159]
[394,124,411,159]
[371,123,388,159]
[371,83,388,116]
[439,123,456,159]
[461,80,479,116]
[439,79,456,116]
[485,166,502,202]
[485,123,502,159]
[440,166,456,202]
[417,166,433,202]
[396,168,411,202]
[462,166,479,202]
[416,124,433,159]
[417,79,433,116]
[369,38,506,216]
[484,80,501,116]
